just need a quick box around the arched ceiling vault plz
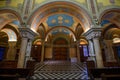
[100,9,120,40]
[28,1,92,32]
[0,9,22,30]
[1,28,17,42]
[103,28,120,40]
[44,26,76,41]
[28,1,92,42]
[100,9,120,28]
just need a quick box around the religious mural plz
[47,14,74,27]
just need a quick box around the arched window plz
[79,39,89,62]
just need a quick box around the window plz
[0,47,5,60]
[83,45,89,57]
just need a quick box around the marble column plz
[76,41,81,62]
[93,38,103,68]
[17,38,28,68]
[84,28,104,68]
[24,39,33,67]
[17,27,38,68]
[88,40,96,61]
[41,41,45,62]
[6,41,16,60]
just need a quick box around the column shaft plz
[24,40,33,67]
[93,38,103,68]
[77,44,80,62]
[41,42,45,62]
[88,40,95,61]
[17,38,28,68]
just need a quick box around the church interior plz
[0,0,120,80]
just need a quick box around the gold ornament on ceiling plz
[64,20,69,23]
[51,19,56,23]
[58,16,63,20]
[58,21,63,24]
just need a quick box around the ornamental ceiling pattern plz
[47,14,74,27]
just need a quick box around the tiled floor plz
[31,61,89,80]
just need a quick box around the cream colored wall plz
[45,47,52,59]
[0,0,24,8]
[97,0,120,6]
[69,47,77,58]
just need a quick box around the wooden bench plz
[88,67,120,80]
[0,68,32,80]
[101,74,120,80]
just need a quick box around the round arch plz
[0,8,23,23]
[27,1,92,32]
[1,28,17,42]
[52,34,70,45]
[0,9,23,30]
[99,8,120,23]
[45,26,76,42]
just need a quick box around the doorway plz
[53,38,69,60]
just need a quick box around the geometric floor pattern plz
[31,61,89,80]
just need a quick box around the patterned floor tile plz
[32,61,89,80]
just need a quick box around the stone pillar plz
[93,37,103,68]
[104,40,116,62]
[17,38,28,68]
[24,39,33,67]
[41,41,45,62]
[88,40,95,61]
[17,27,37,68]
[84,28,104,68]
[76,41,81,62]
[6,41,16,60]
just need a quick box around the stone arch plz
[33,39,42,45]
[80,38,88,45]
[27,1,92,32]
[1,28,17,42]
[99,7,120,25]
[105,28,120,40]
[0,8,23,23]
[45,26,76,42]
[52,34,70,45]
[0,9,23,31]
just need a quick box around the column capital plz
[19,27,38,40]
[83,28,102,40]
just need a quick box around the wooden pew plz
[88,67,120,80]
[101,73,120,80]
[0,68,32,80]
[0,60,17,68]
[0,60,36,80]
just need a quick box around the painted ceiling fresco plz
[47,14,74,27]
[100,12,120,27]
[11,20,20,27]
[51,28,70,35]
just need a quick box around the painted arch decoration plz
[28,1,92,32]
[1,28,17,41]
[51,28,70,35]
